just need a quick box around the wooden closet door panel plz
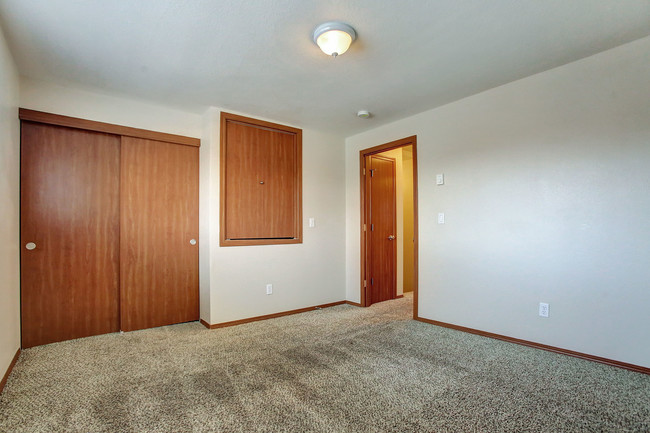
[224,123,267,239]
[20,122,120,348]
[120,137,199,332]
[264,131,298,238]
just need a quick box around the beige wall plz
[346,36,650,367]
[0,24,20,376]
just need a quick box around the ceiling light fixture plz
[313,22,357,57]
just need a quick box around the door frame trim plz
[359,136,418,317]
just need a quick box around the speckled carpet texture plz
[1,293,648,432]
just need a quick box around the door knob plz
[189,239,197,245]
[387,235,395,240]
[25,242,36,250]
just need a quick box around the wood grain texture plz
[21,122,121,348]
[220,112,302,246]
[368,155,397,305]
[19,108,200,147]
[0,349,20,394]
[415,316,650,375]
[120,137,199,332]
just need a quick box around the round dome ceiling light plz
[357,110,371,119]
[313,22,357,57]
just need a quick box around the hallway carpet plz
[1,294,648,432]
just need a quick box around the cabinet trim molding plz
[19,108,200,147]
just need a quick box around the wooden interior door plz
[367,155,397,305]
[20,122,120,348]
[120,137,199,331]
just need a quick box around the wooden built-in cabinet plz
[220,112,302,246]
[19,109,199,348]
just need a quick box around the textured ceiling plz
[1,0,649,136]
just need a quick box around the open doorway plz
[360,136,418,318]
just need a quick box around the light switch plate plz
[308,217,315,228]
[438,213,445,224]
[436,173,444,185]
[539,302,549,317]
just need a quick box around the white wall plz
[0,25,20,376]
[202,109,346,324]
[345,36,650,367]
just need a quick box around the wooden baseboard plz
[0,349,21,394]
[345,301,363,307]
[415,316,649,375]
[201,301,347,329]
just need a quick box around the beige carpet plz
[1,293,648,432]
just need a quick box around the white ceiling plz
[1,0,649,136]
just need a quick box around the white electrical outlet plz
[438,212,445,224]
[436,173,444,185]
[266,284,273,295]
[539,302,549,317]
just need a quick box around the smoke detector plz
[357,110,371,119]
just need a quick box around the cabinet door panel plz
[120,137,199,331]
[264,131,298,238]
[221,113,302,245]
[224,123,268,239]
[20,122,120,348]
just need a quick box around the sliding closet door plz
[21,122,121,348]
[120,137,199,331]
